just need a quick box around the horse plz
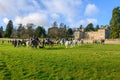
[64,40,75,48]
[20,39,26,46]
[26,40,31,48]
[44,38,54,47]
[39,39,45,48]
[60,39,65,46]
[31,39,39,48]
[100,39,105,44]
[26,38,39,48]
[76,39,84,46]
[12,40,21,47]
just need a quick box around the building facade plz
[74,26,110,40]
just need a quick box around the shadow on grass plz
[44,47,65,50]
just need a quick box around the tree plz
[95,25,100,31]
[4,20,13,38]
[17,24,23,38]
[85,23,94,32]
[52,21,58,27]
[26,23,35,38]
[0,26,3,38]
[67,28,73,37]
[58,24,67,38]
[48,27,59,38]
[48,21,59,38]
[17,24,27,38]
[110,7,120,38]
[11,28,17,38]
[79,25,83,29]
[35,26,46,38]
[59,23,64,28]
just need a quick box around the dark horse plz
[31,37,39,48]
[20,39,26,46]
[100,39,105,44]
[44,38,54,47]
[31,39,39,48]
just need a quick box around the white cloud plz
[67,18,97,28]
[0,0,42,17]
[77,18,97,27]
[41,0,83,23]
[13,13,49,28]
[13,16,22,25]
[1,0,83,28]
[1,0,99,30]
[3,18,9,25]
[50,13,60,20]
[41,0,82,16]
[86,18,97,24]
[85,4,99,16]
[67,18,74,24]
[0,0,82,18]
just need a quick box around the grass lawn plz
[0,42,120,80]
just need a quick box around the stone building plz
[74,26,110,40]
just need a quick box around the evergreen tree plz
[4,20,13,38]
[110,7,120,38]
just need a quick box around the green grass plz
[0,42,120,80]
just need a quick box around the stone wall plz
[83,39,120,44]
[105,39,120,44]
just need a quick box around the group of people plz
[0,38,85,48]
[11,38,54,48]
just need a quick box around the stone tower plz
[74,28,85,40]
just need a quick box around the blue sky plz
[0,0,120,30]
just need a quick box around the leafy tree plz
[110,7,120,38]
[58,24,67,38]
[17,24,27,38]
[52,21,58,27]
[26,23,35,38]
[17,24,23,38]
[95,25,100,31]
[11,28,17,38]
[48,21,59,38]
[4,20,13,38]
[85,23,94,32]
[35,26,46,38]
[67,28,73,37]
[59,23,64,28]
[0,26,3,38]
[79,25,83,29]
[48,27,59,38]
[41,27,46,37]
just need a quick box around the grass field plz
[0,42,120,80]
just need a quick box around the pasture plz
[0,41,120,80]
